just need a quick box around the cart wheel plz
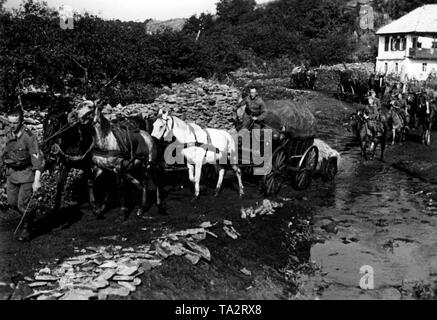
[263,148,286,195]
[350,85,356,103]
[337,84,344,100]
[292,146,319,190]
[322,157,338,182]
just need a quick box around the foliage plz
[2,0,435,112]
[0,0,244,110]
[373,0,437,20]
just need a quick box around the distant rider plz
[391,93,410,130]
[366,90,381,118]
[363,90,385,138]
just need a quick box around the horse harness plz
[165,116,220,156]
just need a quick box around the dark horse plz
[42,101,95,215]
[349,111,387,161]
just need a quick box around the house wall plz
[375,58,406,75]
[377,34,408,60]
[376,34,437,80]
[404,59,437,80]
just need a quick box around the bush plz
[0,1,246,111]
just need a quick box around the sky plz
[4,0,272,21]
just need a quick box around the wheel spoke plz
[263,148,286,195]
[306,149,317,171]
[267,176,274,193]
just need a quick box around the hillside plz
[145,18,187,34]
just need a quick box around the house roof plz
[376,5,437,35]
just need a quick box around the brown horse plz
[350,111,386,161]
[42,106,94,214]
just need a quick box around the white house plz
[375,4,437,81]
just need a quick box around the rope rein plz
[42,120,79,145]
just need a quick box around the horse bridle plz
[160,115,175,138]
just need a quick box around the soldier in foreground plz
[1,108,44,242]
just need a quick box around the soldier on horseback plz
[390,82,404,99]
[391,92,410,130]
[363,90,385,138]
[366,90,382,117]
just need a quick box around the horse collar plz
[170,116,175,130]
[165,116,175,131]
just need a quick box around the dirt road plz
[298,101,437,299]
[0,91,436,300]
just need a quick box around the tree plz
[216,0,256,25]
[374,0,437,19]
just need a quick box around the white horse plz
[151,109,244,201]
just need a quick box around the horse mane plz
[42,110,66,153]
[171,115,184,127]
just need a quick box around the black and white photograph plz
[0,0,437,303]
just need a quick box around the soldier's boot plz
[17,223,32,242]
[17,212,35,243]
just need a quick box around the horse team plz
[42,100,249,220]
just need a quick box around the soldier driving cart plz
[237,88,268,131]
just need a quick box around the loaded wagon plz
[236,100,322,195]
[156,99,338,196]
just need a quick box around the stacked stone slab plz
[102,78,242,131]
[314,62,375,92]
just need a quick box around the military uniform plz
[239,95,268,130]
[0,125,44,237]
[393,95,410,127]
[366,97,381,119]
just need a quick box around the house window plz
[401,37,407,50]
[395,63,399,72]
[390,37,404,51]
[391,38,396,51]
[423,63,427,72]
[412,37,418,48]
[385,62,388,73]
[395,37,401,50]
[384,36,390,51]
[432,42,437,49]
